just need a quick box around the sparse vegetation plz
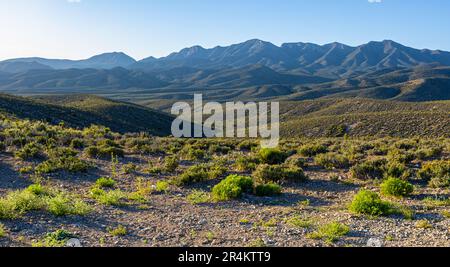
[0,100,449,247]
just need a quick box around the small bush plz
[27,184,51,196]
[180,146,206,161]
[95,177,116,188]
[0,185,90,219]
[175,163,226,186]
[90,188,127,206]
[163,156,179,173]
[85,143,124,159]
[187,190,211,204]
[298,144,328,157]
[46,194,92,216]
[252,164,307,184]
[282,166,308,181]
[129,177,152,203]
[286,215,313,229]
[108,225,127,236]
[349,190,392,216]
[380,177,414,197]
[415,219,432,229]
[235,156,259,172]
[15,142,42,160]
[258,148,288,165]
[418,160,450,188]
[155,181,170,193]
[307,222,350,243]
[175,165,209,186]
[314,153,350,170]
[387,149,415,164]
[385,161,409,179]
[285,155,307,168]
[350,159,386,180]
[254,183,282,197]
[212,175,254,201]
[35,157,91,174]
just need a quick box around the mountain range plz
[0,39,450,102]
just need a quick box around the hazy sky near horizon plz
[1,0,450,61]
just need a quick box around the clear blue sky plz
[1,0,449,60]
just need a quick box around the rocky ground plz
[0,152,449,247]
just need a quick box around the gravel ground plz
[0,153,449,247]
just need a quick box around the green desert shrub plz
[285,155,307,168]
[175,162,227,186]
[108,225,127,237]
[0,185,90,219]
[258,148,288,165]
[212,175,254,201]
[14,142,42,160]
[187,190,211,204]
[282,166,308,181]
[90,188,127,206]
[350,159,387,180]
[46,194,92,216]
[209,144,231,155]
[387,149,415,164]
[384,161,410,179]
[418,160,450,188]
[380,177,414,197]
[175,165,209,186]
[254,183,282,197]
[95,177,116,188]
[235,156,260,172]
[85,140,124,159]
[27,184,51,196]
[155,181,170,193]
[33,230,77,247]
[180,145,206,161]
[163,156,179,173]
[314,152,350,170]
[349,190,392,216]
[307,222,350,243]
[252,164,307,184]
[298,144,328,157]
[35,156,91,174]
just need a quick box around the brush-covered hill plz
[279,98,450,138]
[0,94,173,136]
